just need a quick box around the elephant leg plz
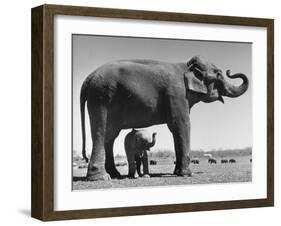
[105,128,121,179]
[142,151,150,177]
[167,110,192,177]
[172,133,181,175]
[127,154,136,179]
[135,155,142,177]
[86,104,110,181]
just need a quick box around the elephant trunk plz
[221,70,249,97]
[148,133,157,148]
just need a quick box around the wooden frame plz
[31,4,274,221]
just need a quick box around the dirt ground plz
[72,155,252,190]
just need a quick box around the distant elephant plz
[191,159,199,164]
[124,129,156,178]
[208,158,217,164]
[229,159,236,163]
[150,160,157,165]
[80,56,249,180]
[221,159,228,164]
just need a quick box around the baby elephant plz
[124,129,157,178]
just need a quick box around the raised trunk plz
[221,70,249,97]
[148,133,157,148]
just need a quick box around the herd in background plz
[167,157,251,166]
[207,158,237,164]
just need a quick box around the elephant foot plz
[128,174,137,179]
[87,166,111,181]
[174,168,192,177]
[109,170,121,179]
[142,174,150,178]
[87,172,111,181]
[105,165,121,179]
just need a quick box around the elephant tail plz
[80,81,89,163]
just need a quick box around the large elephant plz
[124,129,156,178]
[80,56,249,181]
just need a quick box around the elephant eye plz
[214,68,222,74]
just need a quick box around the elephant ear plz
[184,71,208,94]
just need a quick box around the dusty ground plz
[72,155,252,190]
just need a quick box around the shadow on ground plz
[72,172,206,181]
[73,174,128,181]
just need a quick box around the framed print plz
[31,4,274,221]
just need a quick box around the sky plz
[72,35,252,156]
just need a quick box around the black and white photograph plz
[72,35,252,190]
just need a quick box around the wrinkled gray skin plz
[80,56,249,181]
[124,129,156,178]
